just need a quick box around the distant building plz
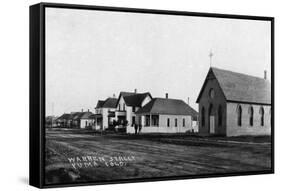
[134,94,198,133]
[74,111,93,129]
[93,98,118,130]
[196,67,271,136]
[56,113,71,128]
[45,116,59,128]
[57,110,93,129]
[70,112,82,128]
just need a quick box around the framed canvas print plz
[29,2,274,188]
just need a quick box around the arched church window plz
[209,88,215,99]
[201,107,205,127]
[260,107,264,126]
[218,105,222,126]
[249,106,254,126]
[237,105,242,126]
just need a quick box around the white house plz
[66,110,93,129]
[79,111,94,129]
[132,94,198,134]
[93,98,118,130]
[115,90,152,130]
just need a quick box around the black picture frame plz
[30,2,274,188]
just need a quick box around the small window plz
[145,115,150,126]
[132,106,136,112]
[123,103,125,111]
[183,118,185,127]
[209,88,215,99]
[152,115,159,126]
[175,118,178,127]
[260,107,264,126]
[118,104,121,111]
[167,118,170,127]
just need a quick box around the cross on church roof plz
[209,50,214,67]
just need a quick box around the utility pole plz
[51,102,54,128]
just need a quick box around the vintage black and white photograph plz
[43,5,273,186]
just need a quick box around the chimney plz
[264,70,267,80]
[87,109,89,112]
[81,109,83,112]
[165,93,168,99]
[134,89,137,93]
[113,93,116,98]
[188,97,190,105]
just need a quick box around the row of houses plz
[93,90,199,133]
[50,90,199,133]
[48,67,272,136]
[54,110,94,129]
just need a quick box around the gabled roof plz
[123,93,152,107]
[57,113,71,120]
[57,111,93,120]
[120,92,136,97]
[71,112,83,120]
[68,111,94,120]
[88,114,96,119]
[103,98,118,108]
[117,91,152,107]
[196,67,271,105]
[136,98,198,116]
[95,98,118,109]
[79,112,93,119]
[46,116,58,122]
[95,100,105,108]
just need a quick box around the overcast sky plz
[46,7,271,116]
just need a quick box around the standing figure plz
[138,124,142,134]
[134,124,138,135]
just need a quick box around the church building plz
[196,67,271,136]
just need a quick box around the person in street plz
[134,123,138,135]
[138,124,142,134]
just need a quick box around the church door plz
[208,104,215,134]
